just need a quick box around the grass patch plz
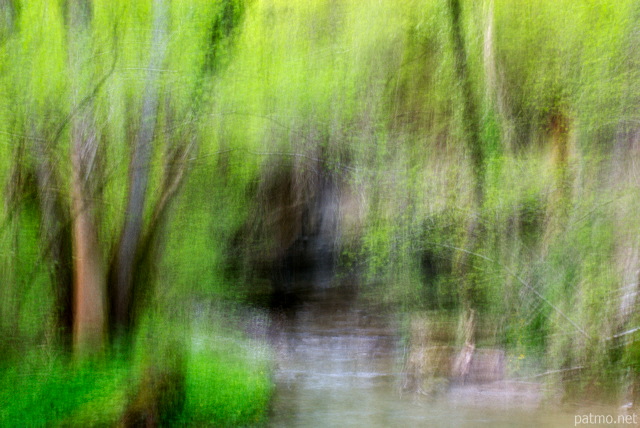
[0,353,129,427]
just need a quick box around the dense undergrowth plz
[0,297,272,426]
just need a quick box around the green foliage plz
[127,311,272,427]
[0,200,53,356]
[0,352,129,427]
[181,335,272,426]
[0,313,271,427]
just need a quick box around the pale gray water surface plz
[266,284,624,427]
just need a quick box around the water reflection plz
[265,283,622,427]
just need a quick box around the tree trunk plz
[447,0,485,351]
[110,0,168,331]
[70,117,106,353]
[68,0,107,354]
[482,0,512,149]
[30,137,75,349]
[448,0,484,205]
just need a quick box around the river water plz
[264,283,626,427]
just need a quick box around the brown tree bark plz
[70,117,106,353]
[67,0,107,354]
